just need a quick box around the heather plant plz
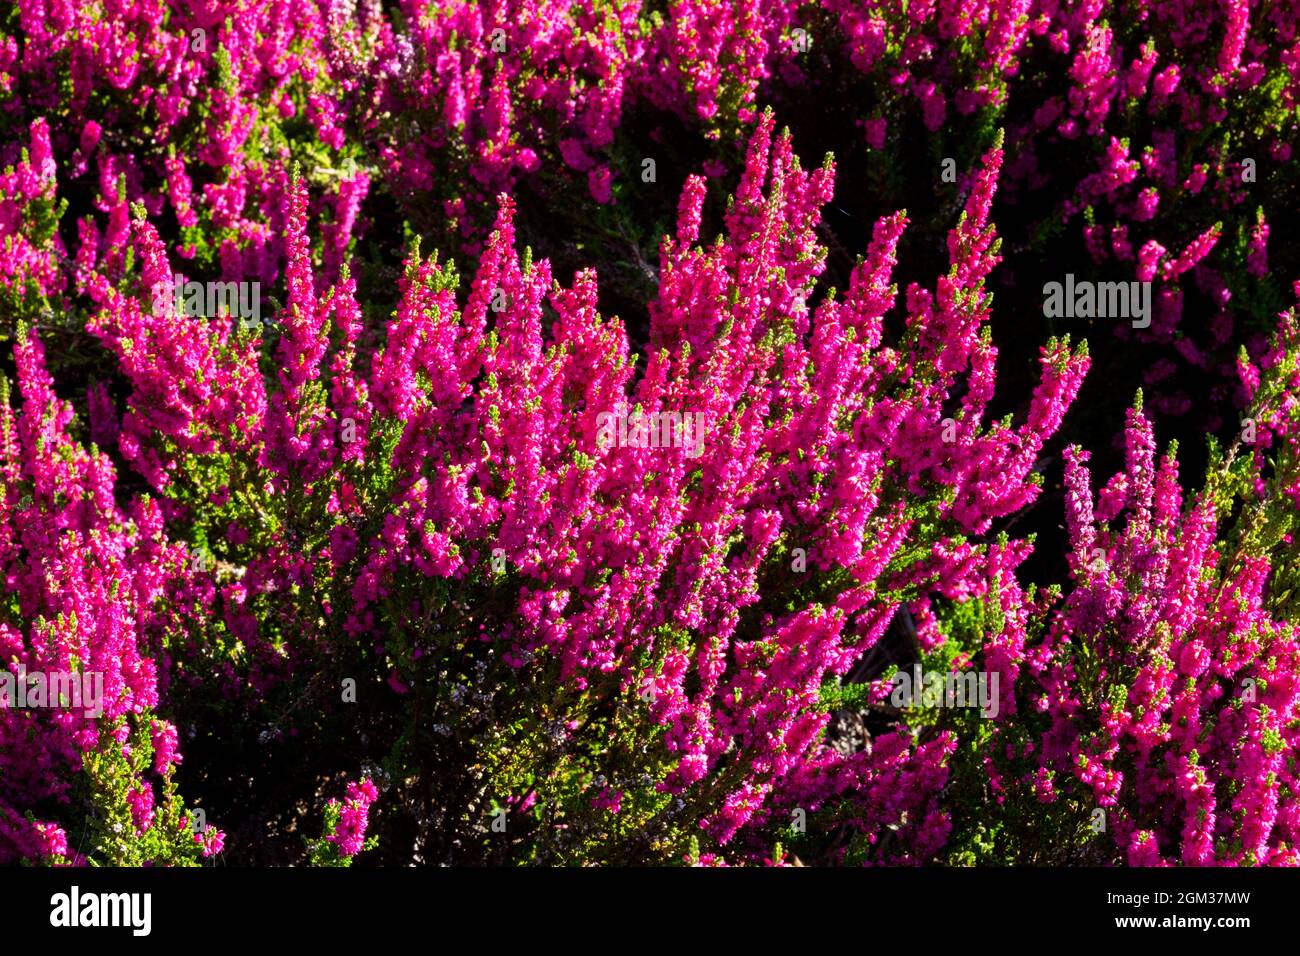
[0,328,217,865]
[934,313,1300,866]
[306,776,379,865]
[1,0,1299,869]
[7,2,1293,405]
[0,1,378,331]
[802,0,1300,433]
[53,111,1090,865]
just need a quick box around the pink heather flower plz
[588,164,613,204]
[1126,42,1158,99]
[127,787,155,833]
[150,720,181,775]
[916,82,946,130]
[592,786,623,813]
[1182,164,1208,195]
[1248,213,1269,277]
[34,822,69,861]
[1137,240,1167,282]
[1128,831,1165,867]
[196,826,226,858]
[78,119,102,154]
[1152,64,1181,102]
[1133,187,1159,222]
[1110,224,1133,261]
[1069,23,1118,134]
[1218,0,1250,77]
[1163,224,1221,280]
[326,778,378,858]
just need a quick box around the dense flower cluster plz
[0,327,214,864]
[308,776,378,863]
[0,1,1297,866]
[815,0,1300,428]
[936,371,1300,865]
